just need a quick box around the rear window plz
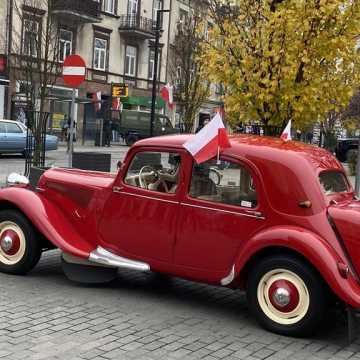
[319,171,349,195]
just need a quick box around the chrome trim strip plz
[121,191,179,205]
[181,203,265,220]
[89,246,150,272]
[221,265,236,286]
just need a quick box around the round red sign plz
[62,55,86,88]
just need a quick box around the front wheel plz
[0,210,42,275]
[247,255,328,337]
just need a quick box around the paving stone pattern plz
[0,251,358,360]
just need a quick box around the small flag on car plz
[183,112,231,164]
[280,119,292,142]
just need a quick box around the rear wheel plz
[0,210,42,275]
[247,255,328,337]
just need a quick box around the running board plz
[89,246,150,272]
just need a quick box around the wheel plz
[125,135,138,147]
[0,210,42,275]
[246,255,328,337]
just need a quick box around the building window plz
[102,0,116,14]
[148,49,161,80]
[22,18,39,57]
[93,37,107,71]
[128,0,138,16]
[152,0,162,22]
[59,29,73,62]
[125,45,137,77]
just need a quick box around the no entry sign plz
[62,55,86,88]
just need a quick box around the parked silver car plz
[0,120,58,156]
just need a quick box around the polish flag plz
[160,84,174,109]
[280,119,292,142]
[92,91,101,112]
[183,112,231,164]
[112,97,121,111]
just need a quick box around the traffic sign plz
[112,83,128,98]
[62,55,86,88]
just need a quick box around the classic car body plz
[0,134,359,337]
[0,119,58,155]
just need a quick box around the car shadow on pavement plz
[28,251,360,348]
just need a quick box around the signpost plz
[62,55,86,167]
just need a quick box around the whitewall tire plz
[247,255,328,337]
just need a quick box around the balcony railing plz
[118,15,156,39]
[51,0,101,22]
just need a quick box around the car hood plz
[37,168,116,209]
[328,199,360,276]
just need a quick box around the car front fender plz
[233,226,360,308]
[0,187,93,258]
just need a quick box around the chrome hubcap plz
[272,288,290,308]
[1,236,13,252]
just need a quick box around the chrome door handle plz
[113,186,123,193]
[245,210,264,219]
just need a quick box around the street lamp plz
[150,9,170,138]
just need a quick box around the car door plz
[98,149,184,263]
[175,156,266,275]
[0,122,6,152]
[4,122,26,152]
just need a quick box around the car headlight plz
[6,173,29,187]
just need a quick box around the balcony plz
[51,0,101,23]
[118,15,156,40]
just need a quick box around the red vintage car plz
[0,134,359,337]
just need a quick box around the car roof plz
[135,134,342,172]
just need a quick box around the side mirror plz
[117,160,122,170]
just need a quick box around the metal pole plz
[355,137,360,196]
[150,9,169,138]
[68,88,76,167]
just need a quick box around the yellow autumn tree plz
[202,0,360,133]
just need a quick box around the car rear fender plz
[0,187,93,258]
[233,226,360,308]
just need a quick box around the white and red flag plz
[280,119,292,142]
[112,97,121,111]
[92,91,101,112]
[160,84,174,109]
[183,112,231,164]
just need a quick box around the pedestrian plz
[66,117,76,153]
[103,118,112,147]
[60,115,69,142]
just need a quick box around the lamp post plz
[150,9,170,137]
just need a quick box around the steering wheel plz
[139,165,158,189]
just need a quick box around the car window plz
[125,151,181,194]
[0,122,5,133]
[319,171,349,195]
[5,123,23,134]
[189,158,258,208]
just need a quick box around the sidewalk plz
[0,143,129,186]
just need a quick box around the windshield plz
[319,171,349,195]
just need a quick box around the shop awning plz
[121,96,165,109]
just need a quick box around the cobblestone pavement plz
[0,251,358,360]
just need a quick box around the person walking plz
[66,117,76,153]
[103,118,112,147]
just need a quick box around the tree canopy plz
[202,0,360,130]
